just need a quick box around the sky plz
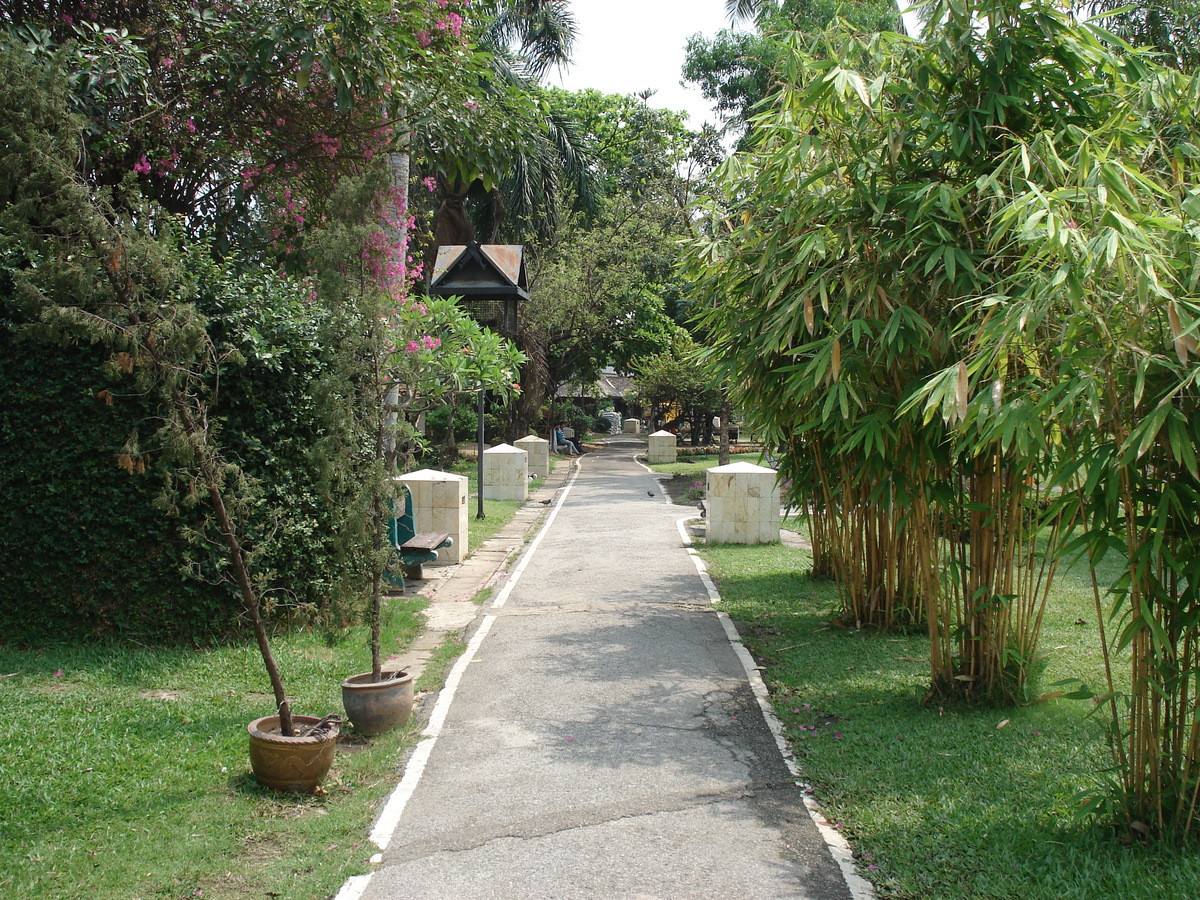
[551,0,742,130]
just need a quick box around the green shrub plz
[0,274,364,644]
[0,323,232,643]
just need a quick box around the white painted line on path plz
[491,461,581,609]
[332,875,371,900]
[675,517,877,900]
[337,461,584,897]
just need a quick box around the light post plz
[476,386,486,520]
[428,242,528,522]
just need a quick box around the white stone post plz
[647,430,678,464]
[705,462,781,545]
[396,469,469,564]
[482,444,528,501]
[623,418,641,434]
[514,434,550,479]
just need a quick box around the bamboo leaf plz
[831,338,842,381]
[804,294,815,335]
[1168,302,1189,364]
[956,361,968,423]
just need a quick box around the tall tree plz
[511,89,714,434]
[417,0,598,250]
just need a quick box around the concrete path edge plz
[335,461,583,899]
[675,516,877,900]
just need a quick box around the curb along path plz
[340,437,869,900]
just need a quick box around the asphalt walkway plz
[343,436,865,900]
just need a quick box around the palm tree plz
[422,0,597,249]
[725,0,777,22]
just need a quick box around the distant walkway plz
[352,437,860,899]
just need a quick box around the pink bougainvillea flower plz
[133,156,151,175]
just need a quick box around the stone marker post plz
[482,444,528,501]
[647,430,677,465]
[514,434,550,479]
[396,469,469,564]
[705,462,780,545]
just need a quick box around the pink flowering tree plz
[305,164,524,682]
[2,0,491,262]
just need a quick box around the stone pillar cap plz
[707,461,776,474]
[397,468,467,481]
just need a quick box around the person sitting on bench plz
[554,424,582,456]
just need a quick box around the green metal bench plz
[384,488,453,589]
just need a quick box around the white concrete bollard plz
[395,469,469,564]
[482,444,528,501]
[705,462,781,545]
[647,430,677,465]
[514,434,550,479]
[623,418,641,434]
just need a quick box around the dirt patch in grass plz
[141,690,183,701]
[661,474,706,506]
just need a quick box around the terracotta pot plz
[247,714,338,793]
[341,670,415,736]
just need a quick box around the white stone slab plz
[647,430,678,464]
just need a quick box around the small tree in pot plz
[338,288,525,734]
[1,61,337,786]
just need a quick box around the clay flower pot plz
[247,714,338,793]
[341,670,415,736]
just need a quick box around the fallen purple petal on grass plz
[53,669,63,678]
[833,732,842,739]
[565,736,574,741]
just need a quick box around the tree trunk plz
[174,392,294,735]
[718,400,732,466]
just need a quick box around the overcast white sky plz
[551,0,742,130]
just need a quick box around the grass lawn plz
[0,602,426,899]
[0,460,547,899]
[697,526,1199,900]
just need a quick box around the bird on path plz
[647,491,655,497]
[538,498,553,506]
